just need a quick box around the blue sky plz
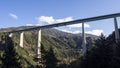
[0,0,120,36]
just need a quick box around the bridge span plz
[4,13,120,61]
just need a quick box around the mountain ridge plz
[0,26,98,38]
[0,26,99,67]
[0,26,98,48]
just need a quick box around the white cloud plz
[61,29,104,36]
[9,13,18,19]
[55,17,73,23]
[26,24,41,26]
[26,24,34,26]
[35,24,41,26]
[37,16,90,28]
[86,29,104,36]
[37,16,55,24]
[73,30,81,34]
[61,29,81,34]
[67,23,90,28]
[37,16,73,24]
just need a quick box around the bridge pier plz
[81,23,87,58]
[36,29,42,60]
[114,17,120,43]
[20,32,24,47]
[9,33,13,37]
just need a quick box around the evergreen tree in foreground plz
[35,44,46,68]
[41,44,46,68]
[80,34,112,68]
[109,41,120,68]
[1,35,21,68]
[44,46,58,68]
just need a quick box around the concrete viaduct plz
[5,13,120,60]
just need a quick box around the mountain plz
[0,26,98,38]
[0,26,98,48]
[0,26,97,67]
[107,29,120,44]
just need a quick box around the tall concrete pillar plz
[36,29,41,59]
[9,33,13,37]
[20,32,24,47]
[81,22,87,58]
[114,17,120,43]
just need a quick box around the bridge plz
[4,13,120,61]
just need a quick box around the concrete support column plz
[9,33,13,37]
[20,32,24,47]
[36,29,41,59]
[81,22,87,58]
[114,17,120,43]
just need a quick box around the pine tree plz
[109,41,120,68]
[35,44,46,68]
[80,34,112,68]
[1,35,21,68]
[44,46,58,68]
[41,44,46,67]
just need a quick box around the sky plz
[0,0,120,36]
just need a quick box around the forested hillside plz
[1,26,120,68]
[68,29,120,68]
[0,26,96,68]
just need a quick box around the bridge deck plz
[7,13,120,33]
